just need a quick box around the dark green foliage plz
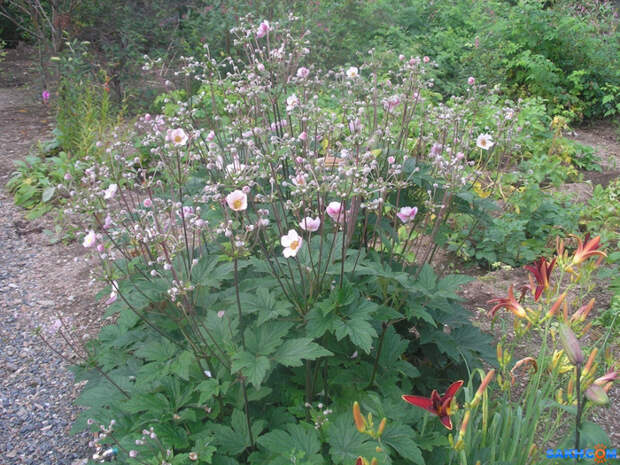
[74,245,492,464]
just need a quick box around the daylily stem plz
[368,322,388,388]
[575,363,582,450]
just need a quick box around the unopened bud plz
[353,402,365,432]
[377,417,387,436]
[558,324,584,365]
[585,384,609,405]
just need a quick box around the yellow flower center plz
[290,239,299,250]
[232,199,243,210]
[175,135,183,143]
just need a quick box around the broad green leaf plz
[273,338,333,367]
[124,392,170,414]
[134,338,177,362]
[231,351,270,387]
[257,429,292,454]
[417,264,437,293]
[328,415,380,464]
[197,379,220,404]
[41,186,55,202]
[171,350,195,381]
[333,317,377,354]
[382,423,425,464]
[245,321,293,356]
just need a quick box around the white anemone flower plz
[103,183,118,200]
[476,133,494,150]
[226,190,248,211]
[169,128,188,146]
[346,66,359,78]
[82,230,97,248]
[281,230,303,258]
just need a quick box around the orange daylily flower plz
[569,234,606,268]
[524,257,556,301]
[488,285,527,319]
[402,380,464,430]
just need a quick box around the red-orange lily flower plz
[570,234,606,267]
[524,257,556,301]
[488,285,527,319]
[402,380,464,430]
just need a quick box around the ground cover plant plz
[27,15,616,465]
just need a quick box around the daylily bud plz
[471,369,495,407]
[370,458,378,465]
[571,298,595,323]
[353,402,365,432]
[377,418,387,436]
[585,384,609,405]
[356,457,367,465]
[546,292,566,319]
[583,348,598,376]
[559,324,584,365]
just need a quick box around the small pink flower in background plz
[64,172,72,181]
[397,206,418,223]
[298,131,307,141]
[83,230,97,248]
[105,281,118,305]
[297,67,310,78]
[476,133,494,150]
[256,20,271,38]
[217,310,225,318]
[143,198,153,208]
[505,109,515,120]
[399,54,405,61]
[286,94,299,111]
[326,201,345,222]
[348,118,361,133]
[423,56,430,63]
[383,95,401,113]
[467,76,475,86]
[144,113,151,121]
[281,230,303,258]
[177,206,194,218]
[103,214,113,230]
[226,190,248,211]
[346,66,359,78]
[169,128,188,146]
[97,243,105,253]
[129,451,138,458]
[292,173,307,187]
[387,156,395,164]
[300,217,321,232]
[206,130,215,141]
[42,89,50,104]
[256,62,265,72]
[103,183,118,200]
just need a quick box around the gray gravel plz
[0,49,100,465]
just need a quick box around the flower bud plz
[377,418,387,436]
[585,384,609,405]
[558,324,584,365]
[353,402,365,432]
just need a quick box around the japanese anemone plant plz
[64,14,524,465]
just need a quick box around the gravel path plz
[0,50,101,465]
